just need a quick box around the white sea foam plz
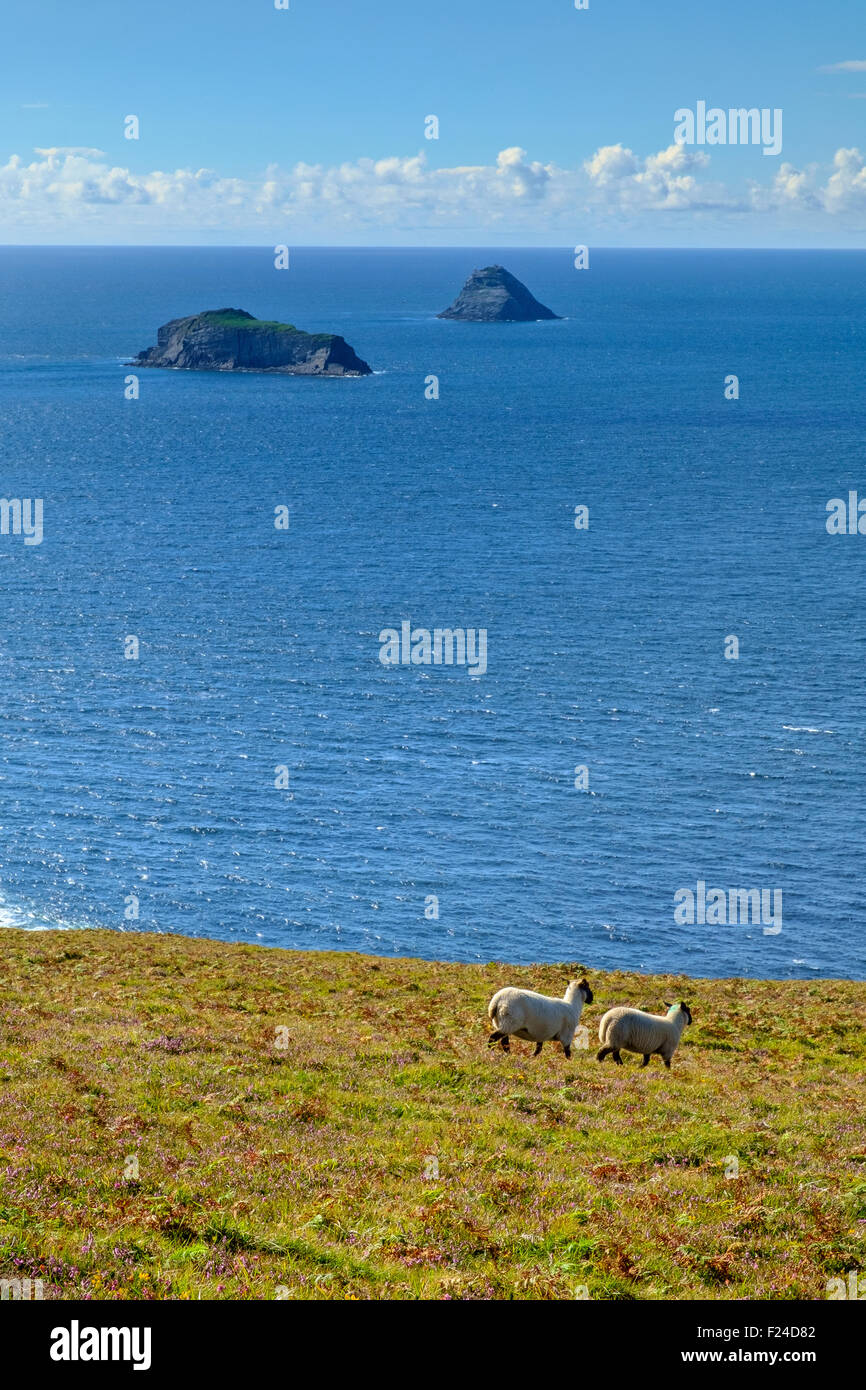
[0,894,100,932]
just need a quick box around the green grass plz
[197,310,332,344]
[0,929,863,1300]
[200,310,299,332]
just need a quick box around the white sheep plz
[487,978,593,1059]
[596,1001,693,1069]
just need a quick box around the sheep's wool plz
[488,981,590,1048]
[598,1004,690,1061]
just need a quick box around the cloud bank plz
[1,142,865,242]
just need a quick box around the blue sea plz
[0,246,863,980]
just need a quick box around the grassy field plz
[0,928,863,1301]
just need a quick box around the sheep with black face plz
[487,979,593,1059]
[597,1001,693,1069]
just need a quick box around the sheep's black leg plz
[532,1041,543,1057]
[500,1036,510,1052]
[663,1057,671,1069]
[641,1054,651,1067]
[562,1044,571,1059]
[597,1046,612,1063]
[612,1049,623,1065]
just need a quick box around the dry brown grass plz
[0,929,863,1300]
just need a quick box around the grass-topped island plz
[0,929,863,1300]
[132,308,372,376]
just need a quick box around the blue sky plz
[2,0,865,244]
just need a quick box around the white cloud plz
[818,60,866,72]
[823,146,866,211]
[584,143,640,185]
[583,142,728,211]
[746,147,866,215]
[33,146,107,159]
[0,145,562,232]
[491,145,551,199]
[769,162,821,209]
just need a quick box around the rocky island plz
[437,265,560,322]
[132,308,372,376]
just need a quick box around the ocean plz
[0,245,863,980]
